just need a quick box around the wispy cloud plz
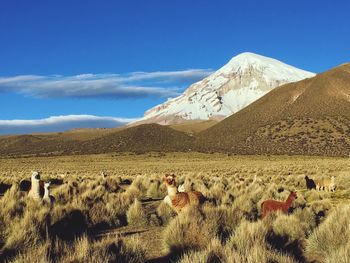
[0,69,212,99]
[0,115,138,135]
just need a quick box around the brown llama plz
[261,191,297,219]
[163,174,205,214]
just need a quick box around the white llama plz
[43,181,55,205]
[28,171,43,200]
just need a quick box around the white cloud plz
[0,115,138,135]
[0,69,212,99]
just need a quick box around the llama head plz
[164,173,176,187]
[44,181,51,190]
[31,171,41,181]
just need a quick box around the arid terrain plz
[0,153,349,263]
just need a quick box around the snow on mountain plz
[135,52,315,125]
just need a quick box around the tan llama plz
[163,174,205,213]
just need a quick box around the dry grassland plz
[0,153,349,263]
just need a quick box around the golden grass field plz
[0,153,350,263]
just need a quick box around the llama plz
[314,178,324,191]
[43,181,55,205]
[304,175,316,190]
[261,191,297,219]
[328,176,336,192]
[315,176,336,191]
[164,183,186,204]
[28,171,44,200]
[314,178,326,191]
[163,174,205,213]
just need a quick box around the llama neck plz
[32,179,40,192]
[29,179,41,199]
[285,195,295,207]
[44,187,50,199]
[166,185,178,197]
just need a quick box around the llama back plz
[322,178,331,186]
[171,192,190,211]
[314,178,324,190]
[315,177,335,191]
[261,199,285,211]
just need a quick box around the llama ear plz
[171,173,176,178]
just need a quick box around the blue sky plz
[0,0,349,134]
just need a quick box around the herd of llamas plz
[15,170,337,220]
[161,173,337,218]
[18,171,56,205]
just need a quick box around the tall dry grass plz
[0,153,349,262]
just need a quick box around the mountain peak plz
[134,53,315,125]
[227,52,282,66]
[230,52,269,61]
[219,52,312,76]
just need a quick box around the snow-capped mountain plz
[135,52,315,125]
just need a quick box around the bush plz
[306,205,350,261]
[3,199,50,254]
[162,208,217,254]
[9,235,146,263]
[156,202,176,225]
[228,220,268,252]
[272,213,305,243]
[146,181,163,199]
[126,199,147,227]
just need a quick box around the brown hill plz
[0,127,128,156]
[197,63,350,156]
[81,123,194,154]
[0,134,77,156]
[0,124,194,156]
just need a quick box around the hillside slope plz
[0,124,195,156]
[197,63,350,156]
[82,124,195,153]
